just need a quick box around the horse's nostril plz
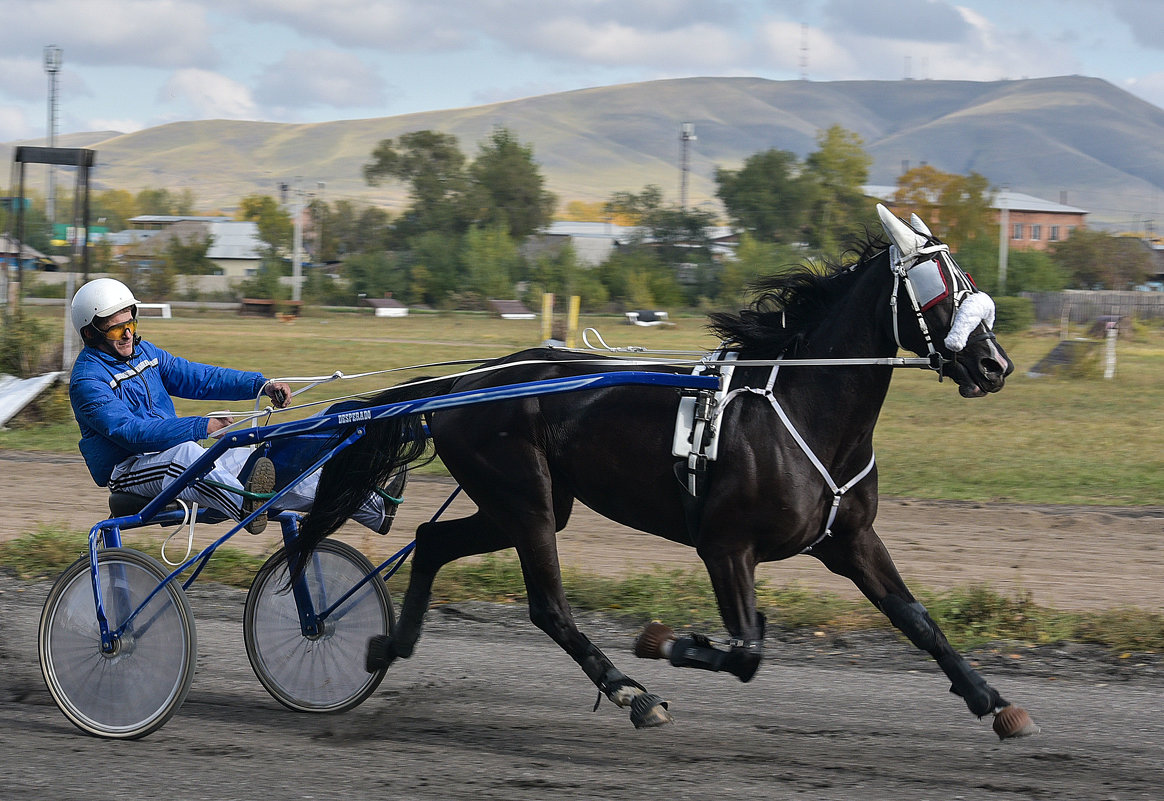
[981,358,1006,379]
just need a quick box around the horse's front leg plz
[514,526,674,729]
[635,547,765,682]
[811,525,1039,740]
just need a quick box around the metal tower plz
[679,123,696,211]
[44,45,62,234]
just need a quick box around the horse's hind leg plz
[367,511,512,669]
[510,531,674,728]
[810,526,1039,739]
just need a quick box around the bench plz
[240,299,303,318]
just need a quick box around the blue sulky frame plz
[86,370,720,653]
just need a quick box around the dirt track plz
[2,450,1163,799]
[3,450,1162,612]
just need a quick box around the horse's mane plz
[707,232,888,358]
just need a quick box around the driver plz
[68,277,404,535]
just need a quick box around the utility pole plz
[292,181,303,302]
[997,187,1009,295]
[44,45,62,237]
[679,123,696,211]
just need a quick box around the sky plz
[3,0,1164,143]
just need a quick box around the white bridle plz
[877,204,998,368]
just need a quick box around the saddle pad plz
[671,351,737,461]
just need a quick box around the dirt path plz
[3,450,1162,611]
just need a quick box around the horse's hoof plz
[366,635,395,673]
[629,692,672,728]
[992,705,1040,739]
[634,622,676,660]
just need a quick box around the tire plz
[244,539,393,713]
[38,547,197,739]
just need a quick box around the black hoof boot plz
[366,635,396,672]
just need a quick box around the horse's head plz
[877,204,1014,397]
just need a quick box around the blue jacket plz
[70,340,267,486]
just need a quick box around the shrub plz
[992,295,1034,334]
[0,308,49,377]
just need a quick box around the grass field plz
[4,305,1161,506]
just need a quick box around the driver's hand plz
[265,381,292,408]
[207,413,235,436]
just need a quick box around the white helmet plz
[70,278,141,334]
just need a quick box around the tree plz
[803,125,875,253]
[467,128,557,239]
[603,185,665,227]
[715,149,816,243]
[163,233,216,275]
[716,233,802,306]
[1006,250,1071,293]
[1049,229,1154,289]
[92,189,137,230]
[343,250,407,301]
[408,230,463,307]
[363,130,469,238]
[894,166,994,249]
[135,187,195,216]
[462,223,522,299]
[237,194,292,252]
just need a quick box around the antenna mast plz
[679,123,696,211]
[44,45,62,236]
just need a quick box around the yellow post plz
[565,295,581,348]
[541,293,554,342]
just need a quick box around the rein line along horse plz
[292,205,1037,739]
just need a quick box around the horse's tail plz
[289,376,457,579]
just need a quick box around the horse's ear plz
[910,213,933,237]
[877,203,928,261]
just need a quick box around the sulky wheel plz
[244,539,394,713]
[38,547,197,739]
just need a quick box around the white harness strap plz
[713,363,876,553]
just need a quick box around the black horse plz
[293,206,1038,738]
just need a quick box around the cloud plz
[0,105,35,142]
[85,117,145,135]
[254,50,394,110]
[519,18,749,69]
[159,69,257,119]
[1109,0,1164,51]
[0,57,52,103]
[0,0,217,68]
[231,0,745,63]
[1122,72,1164,110]
[230,0,475,50]
[822,0,971,42]
[779,5,1079,84]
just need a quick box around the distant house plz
[864,186,1088,252]
[121,218,266,278]
[522,221,635,267]
[0,235,52,270]
[523,221,740,267]
[129,214,233,230]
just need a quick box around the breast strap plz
[712,361,876,553]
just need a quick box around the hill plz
[4,75,1162,226]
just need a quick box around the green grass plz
[6,529,1159,653]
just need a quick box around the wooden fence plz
[1021,290,1164,323]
